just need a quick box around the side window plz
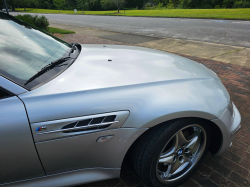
[0,87,14,100]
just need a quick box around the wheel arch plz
[121,117,222,170]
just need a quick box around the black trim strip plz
[17,96,47,175]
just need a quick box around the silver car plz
[0,13,241,187]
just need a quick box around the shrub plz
[15,14,35,26]
[35,16,50,30]
[214,5,221,9]
[246,2,250,8]
[177,4,183,9]
[14,14,49,31]
[233,1,250,8]
[233,1,243,8]
[157,2,163,8]
[167,3,174,9]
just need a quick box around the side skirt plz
[1,168,120,187]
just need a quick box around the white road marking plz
[233,21,250,24]
[205,20,230,23]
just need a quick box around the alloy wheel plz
[156,124,207,183]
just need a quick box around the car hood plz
[27,44,218,95]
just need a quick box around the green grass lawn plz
[48,27,75,34]
[16,8,250,20]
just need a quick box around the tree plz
[100,0,116,10]
[53,0,65,12]
[88,0,101,11]
[6,0,17,11]
[111,0,126,12]
[22,0,33,11]
[126,0,146,9]
[75,0,99,11]
[33,0,38,12]
[76,0,87,12]
[223,0,235,8]
[45,0,53,9]
[6,0,32,11]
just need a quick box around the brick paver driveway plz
[59,34,250,187]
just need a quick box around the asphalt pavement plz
[10,12,250,48]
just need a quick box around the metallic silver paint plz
[0,76,27,95]
[20,45,219,96]
[212,102,241,154]
[231,124,241,136]
[1,168,120,187]
[35,128,147,174]
[0,97,45,184]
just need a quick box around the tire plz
[130,118,211,187]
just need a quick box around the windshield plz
[0,13,74,90]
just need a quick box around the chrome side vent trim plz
[61,122,77,129]
[90,117,105,125]
[31,111,130,142]
[103,115,116,122]
[37,121,119,135]
[57,115,117,134]
[76,119,92,127]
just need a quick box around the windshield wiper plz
[25,57,72,85]
[69,43,79,56]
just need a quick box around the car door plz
[0,86,45,184]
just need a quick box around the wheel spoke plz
[159,155,175,164]
[170,159,182,174]
[176,130,189,147]
[160,136,178,159]
[185,129,201,155]
[183,154,190,163]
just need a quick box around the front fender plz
[122,78,230,129]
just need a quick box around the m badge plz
[36,126,47,131]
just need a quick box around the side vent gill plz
[33,111,129,142]
[62,115,117,133]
